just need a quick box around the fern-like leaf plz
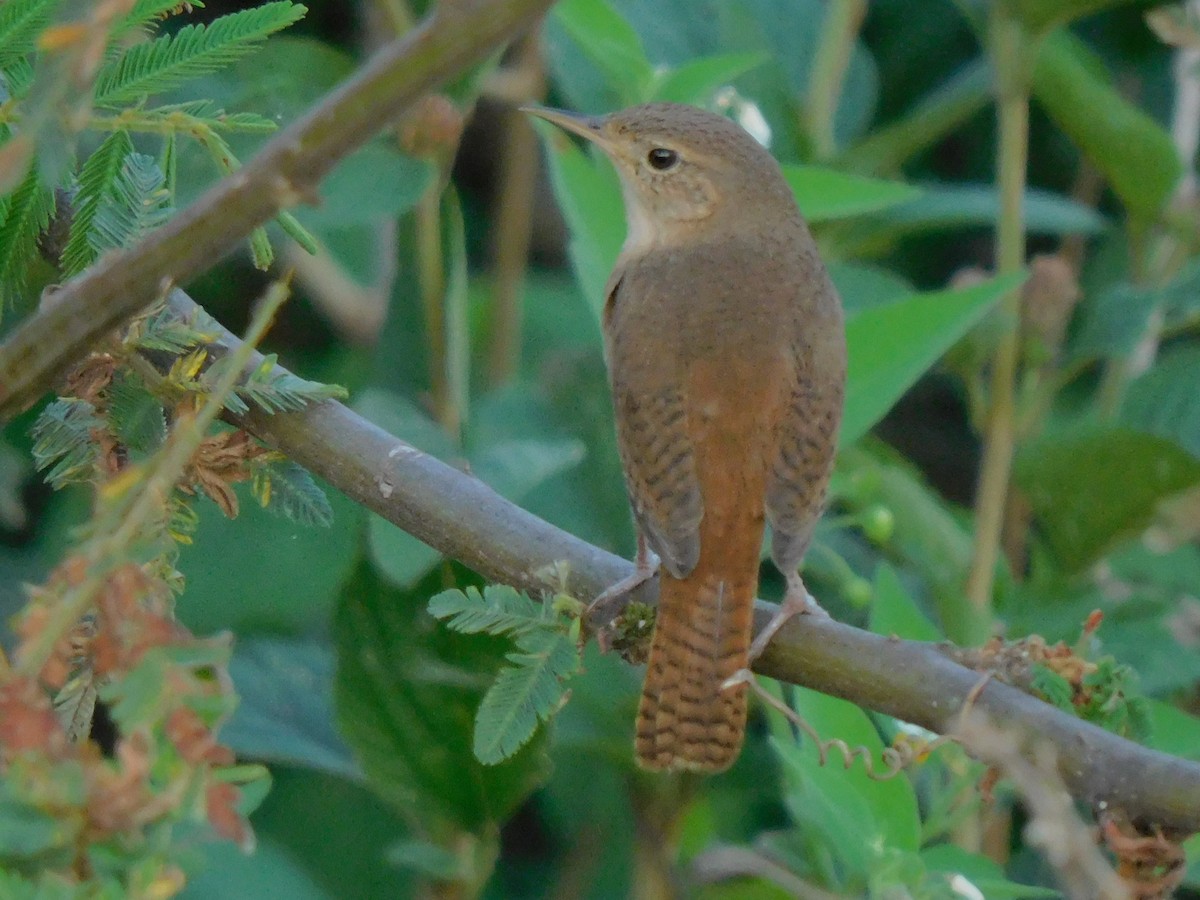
[251,459,332,527]
[31,398,102,489]
[88,152,172,256]
[114,0,208,39]
[0,0,53,71]
[129,305,218,353]
[428,586,549,637]
[107,372,167,453]
[61,130,134,276]
[473,629,578,765]
[1,57,34,100]
[234,354,348,413]
[0,165,55,311]
[94,2,307,106]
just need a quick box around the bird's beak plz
[521,105,609,149]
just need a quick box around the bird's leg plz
[747,569,828,663]
[586,531,659,619]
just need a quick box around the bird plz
[524,102,846,773]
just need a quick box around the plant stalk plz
[805,0,868,160]
[962,9,1031,643]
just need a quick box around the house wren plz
[525,102,846,772]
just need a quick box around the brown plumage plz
[526,103,846,772]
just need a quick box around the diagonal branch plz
[166,288,1200,835]
[0,0,556,421]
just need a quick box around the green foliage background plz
[2,0,1200,897]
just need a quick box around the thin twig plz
[962,8,1033,641]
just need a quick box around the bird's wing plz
[763,297,845,572]
[605,267,703,580]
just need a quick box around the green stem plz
[805,0,867,160]
[962,10,1032,644]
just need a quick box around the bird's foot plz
[586,543,659,621]
[747,570,828,662]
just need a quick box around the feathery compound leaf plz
[106,372,166,453]
[428,586,549,637]
[251,459,333,527]
[0,0,54,71]
[115,0,209,38]
[234,354,347,413]
[129,304,219,353]
[61,130,134,276]
[473,629,579,764]
[31,398,102,489]
[88,152,172,256]
[94,2,308,106]
[0,165,55,311]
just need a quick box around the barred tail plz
[634,508,762,772]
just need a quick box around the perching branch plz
[0,0,557,422]
[166,287,1200,835]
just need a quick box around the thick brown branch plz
[0,0,556,421]
[170,288,1200,834]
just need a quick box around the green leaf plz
[1012,0,1159,33]
[783,165,920,223]
[293,143,433,230]
[1119,347,1200,457]
[1144,699,1200,760]
[851,183,1105,250]
[0,165,54,311]
[106,371,166,453]
[842,273,1023,446]
[94,2,308,106]
[229,353,347,415]
[386,840,464,881]
[1016,425,1200,570]
[473,628,579,765]
[252,459,333,527]
[1033,29,1179,221]
[30,398,101,489]
[130,302,219,353]
[767,681,920,880]
[115,0,208,38]
[649,52,767,105]
[530,120,625,317]
[551,0,654,106]
[61,130,134,276]
[428,585,547,638]
[0,0,52,71]
[921,844,1060,898]
[223,637,359,781]
[87,152,172,256]
[867,563,941,642]
[334,564,550,832]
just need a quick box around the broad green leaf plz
[783,165,920,222]
[531,122,625,316]
[1016,425,1200,570]
[293,143,433,230]
[334,564,550,832]
[1012,0,1159,33]
[1033,30,1179,221]
[175,474,361,634]
[851,183,1105,251]
[386,841,463,881]
[551,0,654,106]
[1144,699,1200,760]
[649,52,768,105]
[828,262,914,315]
[842,273,1024,446]
[867,563,941,642]
[224,638,359,781]
[1120,346,1200,457]
[183,838,333,900]
[767,682,919,881]
[921,844,1060,898]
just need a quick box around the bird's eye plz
[647,148,679,170]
